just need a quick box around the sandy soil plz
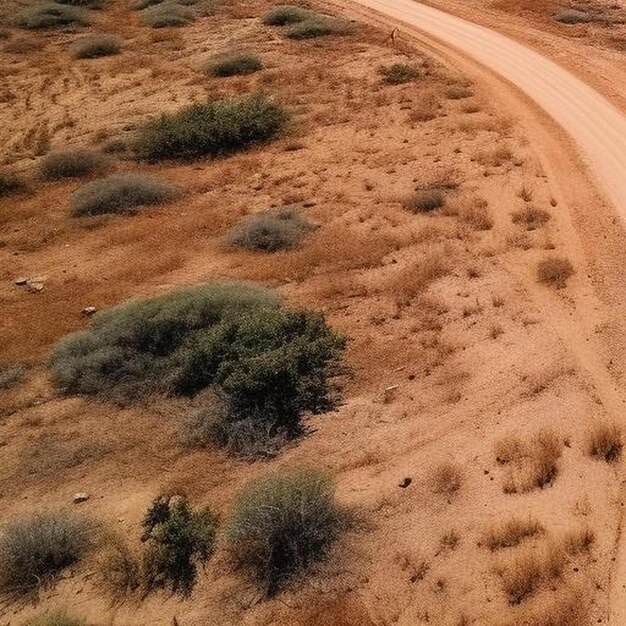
[2,0,626,624]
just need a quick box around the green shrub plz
[0,512,92,592]
[70,173,182,217]
[141,495,217,596]
[227,467,342,594]
[26,612,84,626]
[379,63,420,85]
[14,3,88,29]
[51,282,346,446]
[0,170,27,196]
[0,362,27,390]
[134,94,288,162]
[554,9,592,23]
[40,148,109,180]
[403,188,445,213]
[140,3,195,27]
[262,5,310,25]
[70,33,122,58]
[228,206,315,252]
[207,51,263,77]
[57,0,104,7]
[286,18,336,39]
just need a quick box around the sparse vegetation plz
[134,94,288,161]
[0,170,27,196]
[511,206,551,230]
[483,517,543,551]
[98,538,141,595]
[207,51,263,77]
[554,9,592,24]
[57,0,104,7]
[70,173,182,217]
[227,206,316,252]
[70,33,122,58]
[563,527,595,555]
[40,148,109,180]
[141,495,217,596]
[0,512,92,592]
[536,256,574,288]
[0,362,27,390]
[14,3,88,29]
[379,63,420,85]
[403,188,445,213]
[26,613,85,626]
[286,18,340,39]
[430,461,462,496]
[227,467,343,595]
[587,422,622,463]
[262,5,310,26]
[140,3,195,27]
[446,85,472,100]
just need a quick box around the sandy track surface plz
[343,0,626,224]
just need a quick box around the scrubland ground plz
[1,0,625,625]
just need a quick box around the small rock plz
[72,492,90,504]
[82,306,97,316]
[14,277,28,286]
[399,477,412,488]
[26,281,44,292]
[383,384,399,404]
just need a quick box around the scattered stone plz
[26,280,44,292]
[383,384,399,403]
[72,492,90,504]
[399,477,412,488]
[14,277,28,286]
[82,306,97,316]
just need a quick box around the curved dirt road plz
[345,0,626,221]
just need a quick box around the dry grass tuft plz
[403,188,445,213]
[391,251,451,306]
[586,422,622,463]
[430,461,462,496]
[511,206,551,230]
[483,517,543,551]
[563,527,595,556]
[536,256,574,288]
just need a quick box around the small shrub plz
[140,3,195,28]
[379,63,420,85]
[511,206,551,230]
[587,423,622,463]
[262,5,310,25]
[40,148,109,180]
[14,3,88,29]
[98,538,141,595]
[0,512,92,592]
[403,188,445,213]
[0,170,27,196]
[286,18,337,39]
[57,0,104,6]
[132,0,165,8]
[0,362,27,390]
[446,85,473,99]
[70,173,182,217]
[536,256,574,288]
[207,51,263,77]
[563,527,595,556]
[26,613,84,626]
[483,517,543,551]
[135,94,288,161]
[430,461,462,496]
[141,495,217,596]
[554,9,592,23]
[70,33,122,58]
[227,467,343,595]
[228,206,316,252]
[461,204,493,230]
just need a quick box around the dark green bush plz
[227,467,342,594]
[207,51,263,77]
[141,495,217,596]
[262,5,310,25]
[0,512,92,592]
[0,362,27,390]
[0,170,27,196]
[228,206,315,252]
[140,3,195,27]
[14,3,89,29]
[379,63,420,85]
[403,188,445,213]
[51,282,345,445]
[40,148,109,180]
[135,94,288,162]
[70,173,182,217]
[70,33,122,58]
[286,18,336,39]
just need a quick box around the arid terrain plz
[2,0,626,625]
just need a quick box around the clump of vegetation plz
[227,206,316,252]
[0,362,27,390]
[26,613,84,626]
[51,283,346,449]
[134,94,288,161]
[0,170,27,197]
[403,188,445,213]
[70,173,182,217]
[141,495,217,596]
[140,3,195,27]
[536,256,574,288]
[98,537,141,595]
[70,33,122,58]
[57,0,104,6]
[207,51,263,77]
[554,8,592,23]
[430,461,462,496]
[587,422,622,463]
[227,467,343,595]
[511,206,551,230]
[446,85,472,100]
[379,63,420,85]
[483,517,544,551]
[262,5,310,25]
[563,527,595,556]
[14,3,88,29]
[40,148,109,180]
[0,512,92,593]
[286,17,339,39]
